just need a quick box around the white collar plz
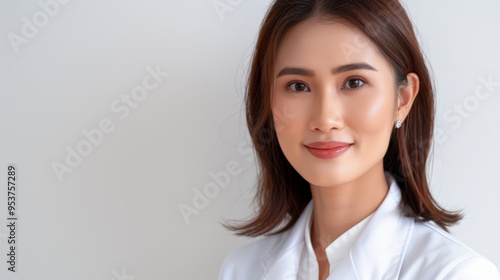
[300,201,374,278]
[261,172,414,280]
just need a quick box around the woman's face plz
[271,17,399,188]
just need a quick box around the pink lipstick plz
[304,141,352,159]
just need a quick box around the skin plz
[271,17,419,280]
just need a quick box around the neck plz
[309,162,389,252]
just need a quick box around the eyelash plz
[284,77,367,93]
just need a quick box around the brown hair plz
[222,0,462,237]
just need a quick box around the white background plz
[0,0,499,279]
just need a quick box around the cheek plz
[272,95,310,136]
[345,90,394,132]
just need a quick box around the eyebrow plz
[276,62,377,78]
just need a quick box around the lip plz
[304,141,352,149]
[304,141,352,159]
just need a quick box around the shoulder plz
[445,256,500,280]
[400,220,500,279]
[219,200,314,280]
[218,231,288,280]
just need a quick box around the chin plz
[299,168,356,188]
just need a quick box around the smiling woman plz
[218,0,500,279]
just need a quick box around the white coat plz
[219,174,500,279]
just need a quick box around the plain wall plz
[0,0,499,279]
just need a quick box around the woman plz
[219,0,500,279]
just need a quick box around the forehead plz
[274,17,390,75]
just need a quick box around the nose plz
[308,89,344,133]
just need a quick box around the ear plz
[395,72,419,123]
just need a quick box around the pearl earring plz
[395,120,402,128]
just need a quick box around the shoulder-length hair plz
[222,0,462,237]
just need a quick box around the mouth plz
[304,142,352,159]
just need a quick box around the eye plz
[342,78,366,90]
[286,81,310,93]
